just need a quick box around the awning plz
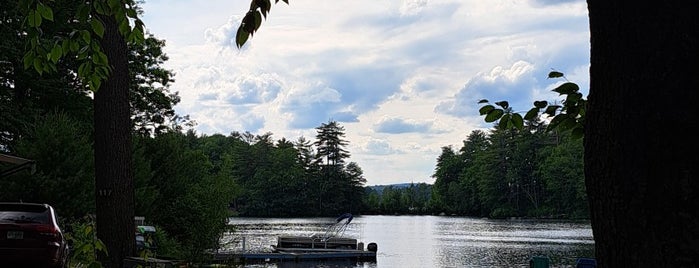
[0,153,36,178]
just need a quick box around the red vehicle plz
[0,202,69,268]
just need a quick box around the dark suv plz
[0,202,69,268]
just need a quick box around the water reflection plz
[224,216,594,268]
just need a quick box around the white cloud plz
[140,0,590,185]
[373,117,434,134]
[400,0,429,17]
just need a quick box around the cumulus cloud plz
[203,15,242,48]
[359,139,402,155]
[373,117,434,134]
[191,68,284,105]
[436,60,537,118]
[399,0,429,17]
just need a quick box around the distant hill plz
[367,182,431,194]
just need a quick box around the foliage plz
[129,34,185,136]
[20,0,145,90]
[227,120,366,217]
[314,121,351,166]
[424,123,587,219]
[362,183,432,215]
[151,227,183,260]
[236,0,290,48]
[478,71,586,139]
[1,0,182,151]
[134,131,236,262]
[0,113,95,220]
[65,215,108,268]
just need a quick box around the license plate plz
[7,231,23,239]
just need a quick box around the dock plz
[211,249,377,264]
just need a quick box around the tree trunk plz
[94,14,135,267]
[586,1,699,267]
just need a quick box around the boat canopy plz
[336,213,353,224]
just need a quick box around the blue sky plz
[140,0,590,186]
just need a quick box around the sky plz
[139,0,590,186]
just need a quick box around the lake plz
[222,215,594,268]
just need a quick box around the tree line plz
[429,126,586,219]
[360,125,586,219]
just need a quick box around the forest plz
[363,126,586,219]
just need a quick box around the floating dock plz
[217,213,377,264]
[212,249,377,264]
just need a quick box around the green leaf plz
[494,101,509,109]
[91,19,105,38]
[77,4,90,20]
[108,0,121,10]
[547,114,566,131]
[499,113,511,129]
[558,116,578,131]
[90,75,102,91]
[544,105,561,117]
[485,109,504,123]
[548,71,564,78]
[242,11,257,34]
[126,7,138,18]
[256,0,270,18]
[77,62,92,77]
[533,100,548,108]
[28,10,42,27]
[95,238,108,254]
[33,57,43,74]
[61,39,70,53]
[50,45,62,63]
[479,105,494,116]
[81,30,92,44]
[129,27,144,43]
[524,107,539,120]
[236,26,249,48]
[552,82,579,95]
[477,99,489,104]
[37,3,54,21]
[93,0,106,14]
[566,92,583,103]
[511,113,524,130]
[23,51,34,70]
[70,41,80,52]
[254,10,263,31]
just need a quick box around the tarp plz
[0,153,35,178]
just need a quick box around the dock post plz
[242,237,246,252]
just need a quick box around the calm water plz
[222,215,594,268]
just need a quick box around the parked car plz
[0,202,69,268]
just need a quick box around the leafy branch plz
[20,0,145,90]
[235,0,289,48]
[478,71,586,139]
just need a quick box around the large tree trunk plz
[585,1,698,267]
[94,14,135,267]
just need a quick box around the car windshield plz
[0,204,50,224]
